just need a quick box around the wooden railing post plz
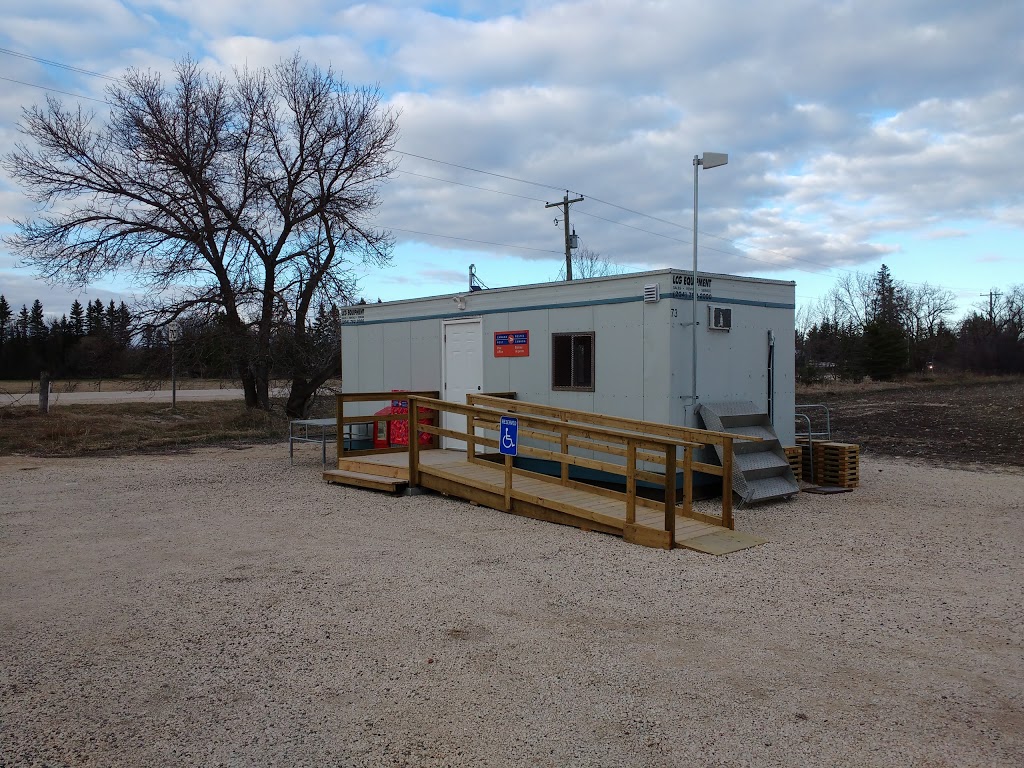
[336,394,345,465]
[465,394,477,458]
[626,439,637,524]
[408,397,420,488]
[683,445,693,519]
[560,415,569,484]
[664,443,677,546]
[721,436,734,529]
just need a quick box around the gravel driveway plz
[1,446,1021,767]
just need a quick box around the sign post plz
[499,416,518,511]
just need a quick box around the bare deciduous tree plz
[4,54,399,415]
[554,245,626,281]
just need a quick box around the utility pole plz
[545,191,584,280]
[980,290,1002,325]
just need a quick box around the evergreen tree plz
[114,302,132,347]
[862,264,907,380]
[106,300,118,334]
[86,299,104,336]
[69,300,85,338]
[29,300,47,339]
[0,295,11,347]
[17,305,30,340]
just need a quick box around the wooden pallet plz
[797,441,860,488]
[784,445,803,482]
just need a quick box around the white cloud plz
[0,0,1022,304]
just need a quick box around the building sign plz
[671,273,712,301]
[494,330,530,357]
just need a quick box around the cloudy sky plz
[1,0,1022,320]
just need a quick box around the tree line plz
[0,294,345,389]
[0,296,132,380]
[797,265,1024,381]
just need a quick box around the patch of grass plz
[795,372,1019,398]
[0,401,295,457]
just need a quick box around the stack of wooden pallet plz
[797,441,860,488]
[784,446,803,483]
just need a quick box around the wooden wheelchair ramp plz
[324,393,766,555]
[324,450,759,552]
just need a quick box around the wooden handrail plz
[468,393,760,445]
[412,395,701,451]
[467,392,740,529]
[335,391,440,462]
[406,395,687,547]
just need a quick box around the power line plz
[394,150,564,194]
[384,226,561,255]
[396,148,847,273]
[396,170,546,203]
[0,75,110,105]
[395,150,961,290]
[0,46,990,298]
[0,43,966,285]
[0,47,121,81]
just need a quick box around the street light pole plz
[691,152,728,410]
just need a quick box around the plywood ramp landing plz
[324,450,763,554]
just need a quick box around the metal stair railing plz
[794,403,833,485]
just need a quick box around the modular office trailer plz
[340,268,796,447]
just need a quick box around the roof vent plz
[643,283,660,303]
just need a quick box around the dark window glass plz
[552,332,595,391]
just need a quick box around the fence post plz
[38,371,50,414]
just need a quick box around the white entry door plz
[442,317,483,450]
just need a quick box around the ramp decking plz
[324,449,761,554]
[324,393,766,553]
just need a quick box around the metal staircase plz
[696,401,800,504]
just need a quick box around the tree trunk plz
[285,378,318,419]
[241,367,259,409]
[38,371,50,414]
[255,360,271,410]
[285,361,338,418]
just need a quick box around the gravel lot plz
[1,445,1022,767]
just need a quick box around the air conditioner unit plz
[708,305,732,331]
[643,283,660,303]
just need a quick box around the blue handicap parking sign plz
[499,416,518,456]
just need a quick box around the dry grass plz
[0,377,345,395]
[795,371,1018,398]
[0,401,295,457]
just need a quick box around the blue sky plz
[1,0,1022,323]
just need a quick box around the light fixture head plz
[699,152,728,169]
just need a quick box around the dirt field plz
[1,442,1022,767]
[798,376,1024,467]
